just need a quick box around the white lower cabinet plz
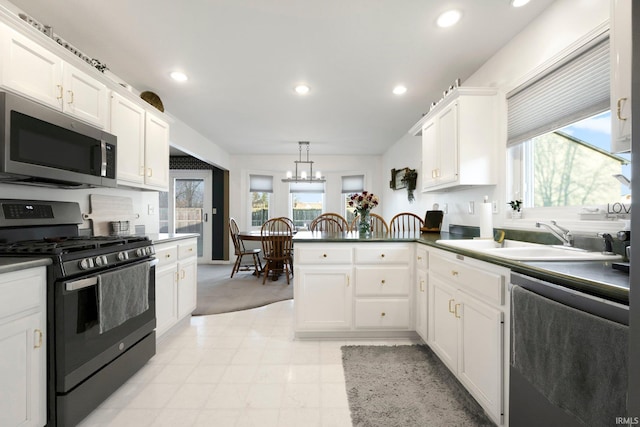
[294,242,413,336]
[154,237,198,338]
[0,266,47,427]
[295,266,353,331]
[427,248,507,425]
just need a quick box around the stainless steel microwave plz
[0,91,117,188]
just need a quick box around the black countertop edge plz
[293,230,630,305]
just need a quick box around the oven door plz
[54,258,156,392]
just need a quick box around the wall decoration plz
[390,168,407,190]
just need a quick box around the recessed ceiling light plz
[393,85,407,95]
[170,71,188,82]
[437,10,461,28]
[511,0,530,7]
[294,84,310,95]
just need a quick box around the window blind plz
[341,175,364,193]
[249,174,273,192]
[289,181,325,193]
[507,37,610,147]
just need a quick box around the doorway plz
[161,170,212,262]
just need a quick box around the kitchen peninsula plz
[293,229,629,426]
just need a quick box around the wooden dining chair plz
[310,216,344,233]
[310,213,349,232]
[229,217,262,278]
[389,212,424,234]
[261,217,294,285]
[350,212,389,233]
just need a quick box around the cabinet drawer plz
[155,245,178,267]
[430,252,505,305]
[295,246,353,264]
[178,241,197,259]
[355,299,411,329]
[355,245,411,264]
[355,266,410,296]
[0,267,45,320]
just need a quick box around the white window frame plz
[504,28,627,233]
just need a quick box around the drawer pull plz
[451,270,459,277]
[323,254,327,258]
[420,280,425,292]
[346,275,350,287]
[454,304,461,319]
[34,329,43,349]
[165,253,171,258]
[417,256,423,261]
[448,299,455,313]
[381,312,386,317]
[381,279,386,285]
[57,85,63,100]
[381,254,385,258]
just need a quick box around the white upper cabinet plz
[110,93,170,190]
[144,112,170,190]
[411,87,498,192]
[0,22,62,109]
[61,63,108,127]
[0,23,108,128]
[110,92,146,186]
[610,0,631,153]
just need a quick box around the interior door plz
[165,170,212,262]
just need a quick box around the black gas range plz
[0,199,157,427]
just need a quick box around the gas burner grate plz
[0,235,150,255]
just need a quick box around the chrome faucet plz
[535,220,574,247]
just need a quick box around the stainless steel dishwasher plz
[509,272,629,427]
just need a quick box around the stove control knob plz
[117,251,129,261]
[136,248,145,257]
[148,246,155,255]
[145,247,153,256]
[78,258,93,270]
[95,256,107,267]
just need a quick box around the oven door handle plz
[66,276,98,291]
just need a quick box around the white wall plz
[382,0,613,234]
[167,113,231,171]
[229,153,383,230]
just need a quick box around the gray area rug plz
[342,345,496,427]
[193,264,292,315]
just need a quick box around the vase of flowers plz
[348,191,380,237]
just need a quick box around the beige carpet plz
[192,264,293,315]
[342,345,496,427]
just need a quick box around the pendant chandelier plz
[282,141,325,183]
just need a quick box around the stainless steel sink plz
[435,239,622,261]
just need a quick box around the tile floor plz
[78,300,419,427]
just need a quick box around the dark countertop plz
[0,257,52,274]
[293,230,630,305]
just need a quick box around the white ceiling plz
[8,0,555,156]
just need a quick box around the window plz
[249,174,273,227]
[507,35,630,209]
[511,111,630,207]
[290,181,324,229]
[342,174,365,224]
